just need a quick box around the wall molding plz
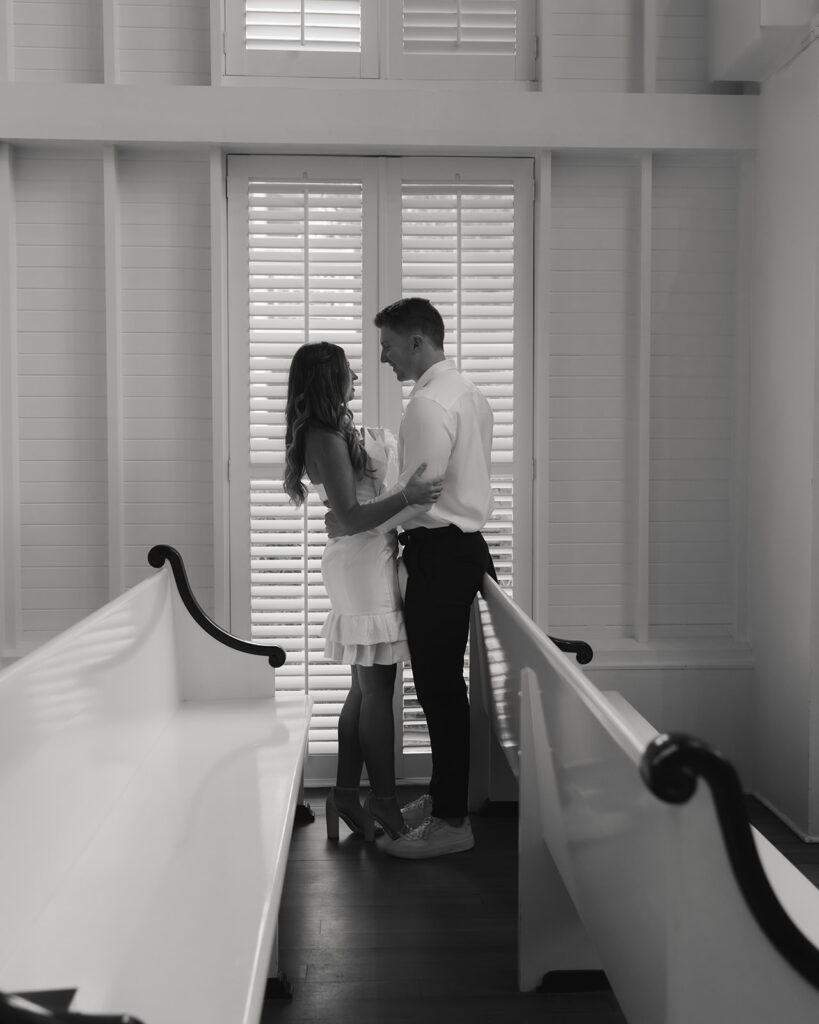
[104,145,124,598]
[587,639,755,672]
[0,85,758,151]
[209,147,229,627]
[0,141,20,656]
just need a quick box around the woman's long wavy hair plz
[284,341,371,505]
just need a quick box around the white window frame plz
[224,0,381,78]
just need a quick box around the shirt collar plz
[409,358,455,397]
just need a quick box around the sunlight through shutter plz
[245,0,361,52]
[402,0,517,54]
[246,176,364,757]
[394,0,533,79]
[226,0,375,77]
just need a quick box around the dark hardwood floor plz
[264,790,819,1024]
[266,787,625,1024]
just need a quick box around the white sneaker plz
[381,816,475,859]
[401,793,433,829]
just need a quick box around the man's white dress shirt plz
[380,358,494,533]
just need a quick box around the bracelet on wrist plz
[400,489,409,506]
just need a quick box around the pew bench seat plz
[0,548,311,1024]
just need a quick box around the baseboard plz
[752,791,819,843]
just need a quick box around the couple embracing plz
[284,298,496,859]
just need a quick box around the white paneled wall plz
[118,149,213,602]
[12,0,103,82]
[650,153,737,637]
[14,146,107,644]
[544,0,718,94]
[548,151,741,646]
[547,1,642,93]
[119,0,210,84]
[3,144,214,656]
[549,153,640,641]
[655,0,708,94]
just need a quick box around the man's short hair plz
[374,297,445,349]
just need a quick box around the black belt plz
[398,524,464,545]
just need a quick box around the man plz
[327,297,496,859]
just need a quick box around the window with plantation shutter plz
[228,155,532,783]
[228,157,378,779]
[224,0,534,80]
[387,0,535,80]
[224,0,379,77]
[396,163,532,759]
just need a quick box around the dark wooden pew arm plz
[548,635,594,665]
[148,544,286,669]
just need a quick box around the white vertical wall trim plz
[0,142,21,656]
[733,153,753,641]
[635,152,652,643]
[226,156,253,634]
[534,0,547,90]
[533,151,551,628]
[515,161,536,616]
[642,0,657,93]
[104,145,124,597]
[210,0,223,84]
[0,0,11,81]
[102,0,119,83]
[210,147,229,626]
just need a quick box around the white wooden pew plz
[470,575,819,1023]
[0,545,312,1024]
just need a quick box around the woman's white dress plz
[316,427,410,667]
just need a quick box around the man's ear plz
[411,333,424,350]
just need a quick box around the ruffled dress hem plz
[321,608,409,666]
[323,638,410,666]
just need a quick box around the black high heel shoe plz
[326,787,375,842]
[363,795,408,840]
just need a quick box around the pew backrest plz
[0,547,308,1024]
[472,576,819,1024]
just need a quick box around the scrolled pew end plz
[640,732,819,993]
[548,635,594,665]
[147,544,286,669]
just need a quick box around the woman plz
[284,341,442,840]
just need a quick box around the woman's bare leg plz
[357,663,404,834]
[336,667,364,789]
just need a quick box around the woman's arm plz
[305,429,441,535]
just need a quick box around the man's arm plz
[327,398,454,537]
